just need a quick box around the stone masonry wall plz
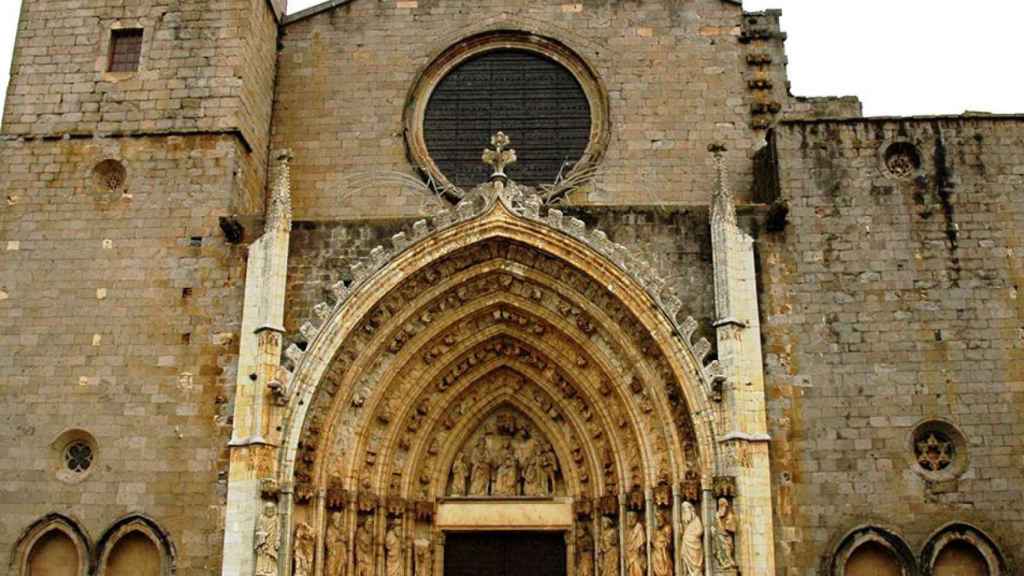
[272,0,758,220]
[760,118,1024,574]
[283,207,718,345]
[0,135,251,575]
[2,0,278,198]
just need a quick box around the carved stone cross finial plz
[482,131,517,181]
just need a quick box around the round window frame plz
[907,418,969,482]
[51,429,98,484]
[404,31,611,196]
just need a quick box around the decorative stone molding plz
[94,514,176,576]
[921,523,1007,576]
[12,514,92,576]
[908,418,969,487]
[825,525,917,576]
[267,134,756,575]
[279,155,723,413]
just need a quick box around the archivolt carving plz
[298,253,704,499]
[272,182,727,576]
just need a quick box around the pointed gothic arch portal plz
[273,179,738,576]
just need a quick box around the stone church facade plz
[1,0,1021,575]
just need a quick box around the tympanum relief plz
[448,408,562,497]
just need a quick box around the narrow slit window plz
[108,29,144,73]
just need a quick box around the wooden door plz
[444,531,566,576]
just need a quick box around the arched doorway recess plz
[222,139,773,576]
[271,180,725,575]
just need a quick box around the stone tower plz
[0,0,282,573]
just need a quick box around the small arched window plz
[827,525,916,576]
[845,541,903,576]
[933,541,990,576]
[923,524,1006,576]
[27,530,80,576]
[14,514,90,576]
[104,531,161,576]
[96,516,175,576]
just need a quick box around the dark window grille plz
[424,50,592,188]
[108,29,144,73]
[64,441,93,473]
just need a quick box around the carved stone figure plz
[540,442,558,495]
[255,503,280,576]
[355,518,374,576]
[714,498,738,570]
[414,538,432,576]
[680,502,704,576]
[469,438,492,495]
[523,448,545,496]
[494,450,518,496]
[600,517,619,576]
[294,522,315,576]
[326,512,348,576]
[449,451,469,496]
[651,510,673,576]
[626,511,646,576]
[385,524,402,576]
[578,527,595,576]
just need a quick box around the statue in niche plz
[625,511,646,576]
[494,449,519,496]
[449,451,469,497]
[469,437,492,495]
[577,525,595,576]
[651,510,673,576]
[600,517,619,576]
[293,522,315,576]
[713,498,738,570]
[255,502,280,576]
[326,512,348,576]
[385,523,402,576]
[680,502,704,576]
[414,538,432,576]
[355,518,374,576]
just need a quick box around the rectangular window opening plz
[108,28,144,73]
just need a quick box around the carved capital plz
[326,481,348,511]
[260,478,281,501]
[712,476,737,499]
[357,490,379,513]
